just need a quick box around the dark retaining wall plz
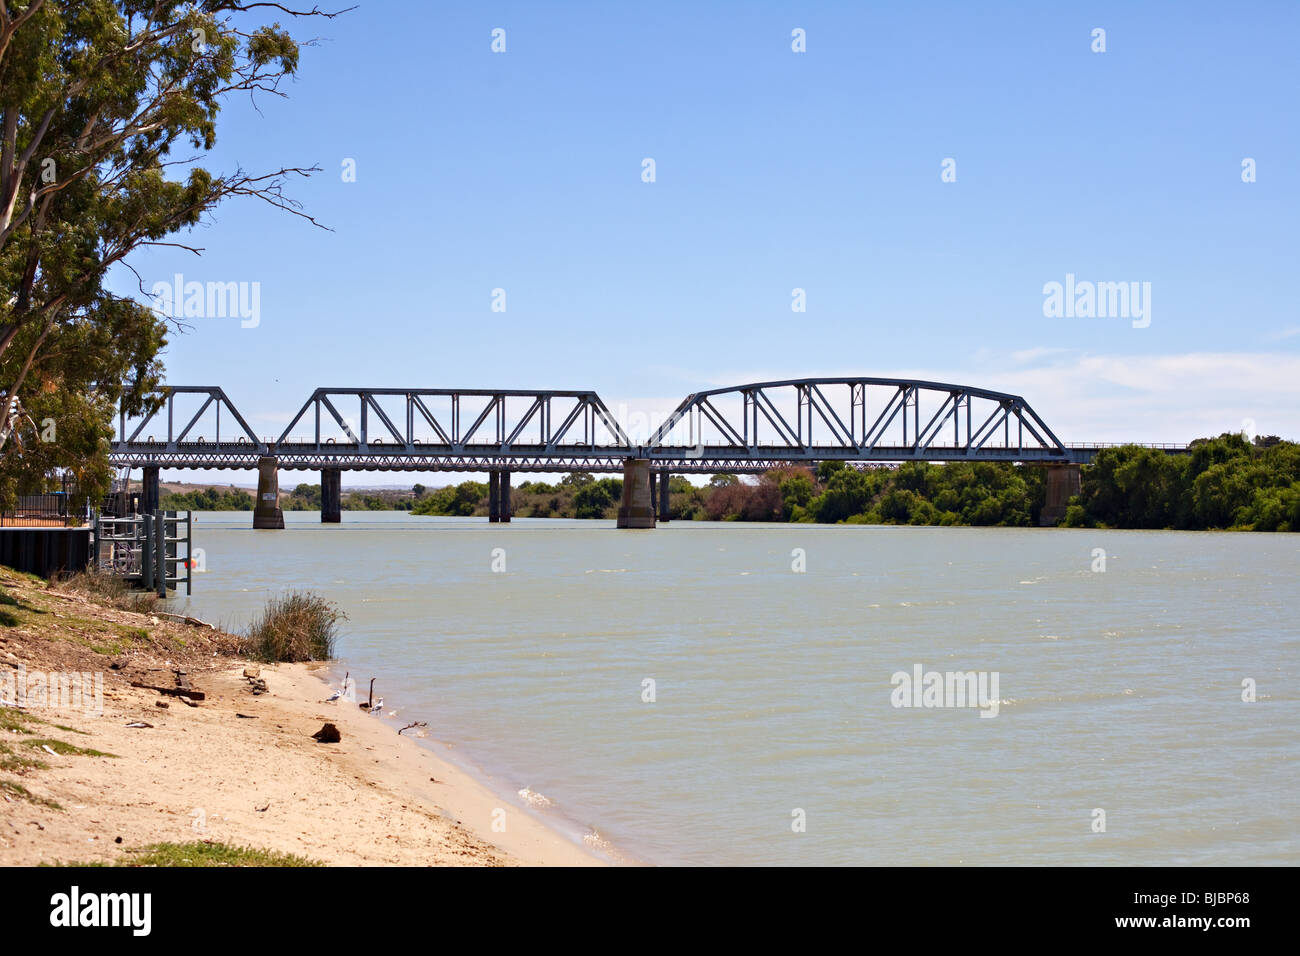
[0,528,92,579]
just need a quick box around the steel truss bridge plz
[109,378,1115,474]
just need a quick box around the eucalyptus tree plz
[0,0,344,501]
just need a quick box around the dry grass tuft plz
[242,591,342,663]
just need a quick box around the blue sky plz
[114,0,1300,485]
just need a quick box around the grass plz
[242,591,342,663]
[1,708,114,761]
[52,841,323,867]
[56,568,159,613]
[0,579,190,657]
[0,720,61,803]
[1,567,240,660]
[0,743,47,773]
[21,738,116,758]
[0,587,47,614]
[0,707,112,806]
[0,589,27,626]
[0,706,39,734]
[1,575,141,652]
[0,778,60,809]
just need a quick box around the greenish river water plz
[172,512,1298,866]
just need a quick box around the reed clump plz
[242,591,342,663]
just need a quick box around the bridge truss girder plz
[111,378,1083,470]
[117,385,261,448]
[274,388,633,453]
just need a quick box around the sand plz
[0,572,603,866]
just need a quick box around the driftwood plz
[154,612,217,629]
[397,721,427,736]
[130,681,206,701]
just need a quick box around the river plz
[170,512,1299,866]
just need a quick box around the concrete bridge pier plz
[321,467,341,523]
[486,471,512,522]
[141,466,160,515]
[616,458,656,529]
[658,470,671,523]
[486,470,512,523]
[253,456,284,529]
[1039,463,1082,526]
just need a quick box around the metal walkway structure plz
[111,378,1103,473]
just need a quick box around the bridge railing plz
[1066,442,1190,450]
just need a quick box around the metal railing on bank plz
[0,493,78,527]
[92,510,193,597]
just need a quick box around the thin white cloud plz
[1010,347,1070,364]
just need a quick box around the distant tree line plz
[1063,433,1300,531]
[160,487,255,511]
[161,484,420,513]
[411,463,1044,525]
[281,484,419,512]
[679,434,1299,530]
[410,472,629,519]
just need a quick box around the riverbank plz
[0,566,601,866]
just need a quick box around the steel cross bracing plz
[110,379,1100,472]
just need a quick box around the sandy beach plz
[0,569,602,866]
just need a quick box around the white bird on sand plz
[371,697,384,716]
[325,689,342,702]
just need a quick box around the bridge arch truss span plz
[643,377,1068,462]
